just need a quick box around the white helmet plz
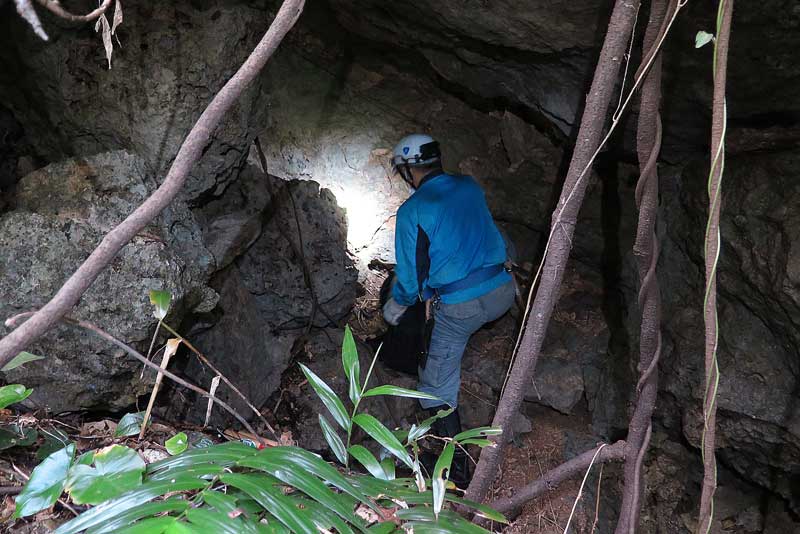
[391,133,441,169]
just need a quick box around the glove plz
[383,297,408,326]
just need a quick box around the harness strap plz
[436,264,506,296]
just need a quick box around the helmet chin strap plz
[399,163,415,188]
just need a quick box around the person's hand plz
[383,297,408,326]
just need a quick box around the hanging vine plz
[697,1,734,533]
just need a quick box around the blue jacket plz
[392,171,511,306]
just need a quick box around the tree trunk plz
[465,0,642,505]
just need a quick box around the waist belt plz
[436,264,506,296]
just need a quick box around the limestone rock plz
[0,151,212,412]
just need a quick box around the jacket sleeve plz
[392,203,421,306]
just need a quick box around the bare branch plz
[34,0,112,22]
[489,441,626,516]
[0,0,306,367]
[6,311,265,445]
[14,0,49,40]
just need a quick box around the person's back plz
[394,172,510,306]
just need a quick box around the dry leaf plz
[81,419,117,436]
[14,0,49,40]
[111,0,123,35]
[204,375,221,428]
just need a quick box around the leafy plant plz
[12,326,506,532]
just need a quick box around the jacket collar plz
[418,168,445,189]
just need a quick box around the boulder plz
[0,151,213,412]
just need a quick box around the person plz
[384,133,515,486]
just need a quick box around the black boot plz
[422,407,471,489]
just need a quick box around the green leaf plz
[368,523,399,534]
[458,438,494,447]
[397,509,491,533]
[165,432,189,455]
[147,442,257,475]
[319,414,347,465]
[342,325,361,405]
[55,476,209,534]
[2,351,45,372]
[115,516,179,534]
[298,363,350,431]
[186,507,262,534]
[348,444,388,480]
[14,443,75,518]
[0,384,33,410]
[452,426,502,442]
[115,412,145,437]
[362,385,441,402]
[352,414,413,469]
[221,473,318,534]
[85,498,189,534]
[408,408,453,443]
[238,447,373,511]
[380,457,396,481]
[237,452,356,524]
[444,494,508,524]
[36,428,70,459]
[432,442,454,517]
[0,424,38,451]
[695,30,714,48]
[66,445,146,505]
[149,290,172,320]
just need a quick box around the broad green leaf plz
[149,290,172,320]
[199,491,239,514]
[66,445,146,505]
[85,499,189,534]
[239,447,373,511]
[397,509,490,533]
[291,495,358,534]
[76,451,95,466]
[432,442,454,517]
[298,363,350,431]
[237,453,356,523]
[2,351,45,371]
[368,523,399,533]
[147,442,257,475]
[114,412,145,437]
[361,385,441,402]
[36,428,70,459]
[186,507,261,534]
[0,424,38,450]
[342,325,361,405]
[380,457,396,480]
[55,476,208,534]
[14,443,75,518]
[695,30,714,48]
[115,516,178,534]
[444,494,508,524]
[147,464,225,483]
[0,384,33,410]
[458,438,494,448]
[319,414,347,465]
[221,473,318,534]
[163,521,194,534]
[352,414,413,469]
[165,432,189,455]
[408,408,453,443]
[348,444,387,480]
[452,426,502,442]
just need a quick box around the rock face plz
[0,151,213,412]
[659,149,800,513]
[177,167,359,424]
[0,0,270,200]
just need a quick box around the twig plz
[138,338,179,440]
[591,462,605,533]
[35,0,112,22]
[0,0,306,367]
[5,312,265,446]
[140,319,163,379]
[205,375,222,428]
[159,322,279,441]
[563,444,608,534]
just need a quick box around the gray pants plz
[418,281,515,409]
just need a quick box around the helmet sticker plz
[403,146,410,155]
